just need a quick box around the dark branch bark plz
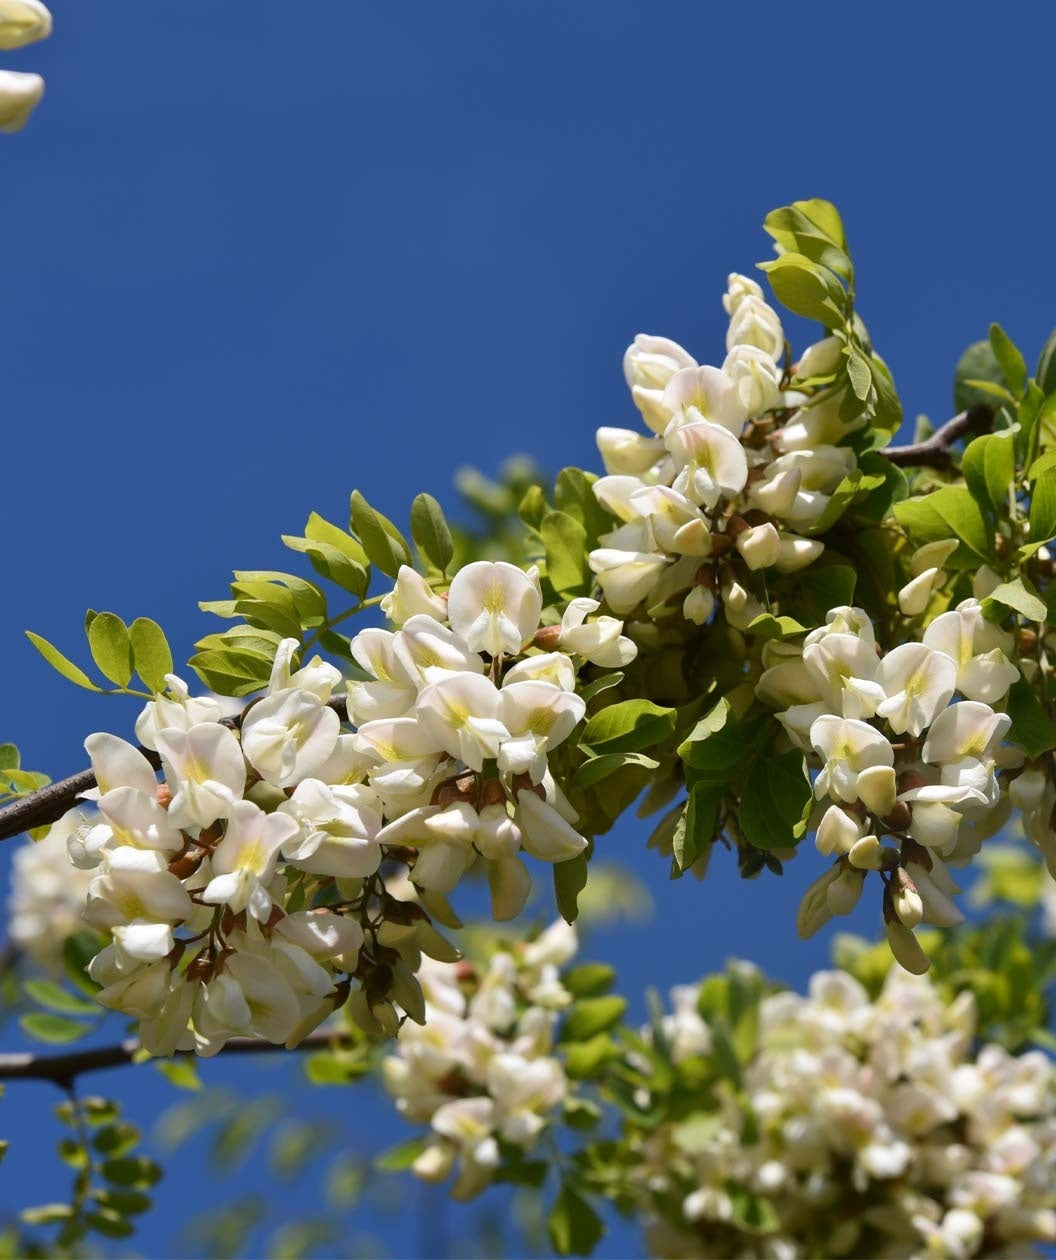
[0,1027,346,1088]
[880,404,994,470]
[0,697,349,845]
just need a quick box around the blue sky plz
[1,1,1054,1255]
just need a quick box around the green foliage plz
[26,611,175,699]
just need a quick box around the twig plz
[0,697,349,845]
[881,404,994,470]
[0,1027,348,1088]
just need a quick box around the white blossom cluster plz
[0,0,49,131]
[7,811,94,969]
[61,559,631,1056]
[757,601,1022,971]
[346,559,634,919]
[382,919,576,1199]
[636,968,1056,1259]
[589,275,857,626]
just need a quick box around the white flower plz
[267,638,343,700]
[497,681,586,780]
[393,614,484,684]
[503,651,578,691]
[0,0,50,49]
[514,791,587,862]
[587,547,668,614]
[447,561,543,657]
[726,295,784,360]
[623,334,697,433]
[810,715,894,804]
[775,533,824,573]
[8,815,94,967]
[431,1097,501,1200]
[667,419,750,508]
[877,644,957,737]
[0,68,43,131]
[416,671,510,771]
[97,787,184,854]
[557,597,637,667]
[241,689,341,788]
[735,522,781,571]
[663,365,748,437]
[629,484,713,556]
[922,701,1011,767]
[923,600,1019,703]
[898,568,940,616]
[596,426,667,476]
[279,779,383,877]
[84,848,193,933]
[722,344,783,416]
[757,447,855,529]
[802,633,885,719]
[85,732,159,798]
[347,628,419,723]
[815,805,864,857]
[156,723,247,829]
[201,800,299,920]
[795,335,843,380]
[381,565,448,625]
[682,585,715,625]
[135,674,227,751]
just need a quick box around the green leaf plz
[962,431,1016,512]
[100,1156,162,1188]
[845,343,872,400]
[85,1209,135,1239]
[678,701,759,784]
[560,995,627,1043]
[540,510,590,598]
[1006,677,1056,758]
[63,931,103,996]
[758,253,846,327]
[93,1188,152,1217]
[763,203,851,279]
[562,963,616,999]
[410,493,454,573]
[795,566,857,624]
[284,513,371,596]
[582,699,677,755]
[188,647,274,697]
[548,1184,604,1257]
[554,852,589,924]
[20,1012,92,1044]
[672,783,722,871]
[0,743,19,772]
[571,751,659,789]
[518,484,548,530]
[989,323,1028,397]
[738,750,812,850]
[1030,469,1056,545]
[893,485,993,564]
[562,1098,602,1131]
[563,1033,616,1079]
[21,1204,74,1226]
[129,618,173,693]
[729,1188,780,1235]
[156,1058,201,1091]
[1035,328,1056,394]
[349,490,412,578]
[554,467,612,543]
[374,1136,428,1172]
[92,1123,140,1157]
[981,577,1047,623]
[87,613,134,688]
[954,340,1005,412]
[25,632,102,692]
[23,980,99,1016]
[303,1053,369,1085]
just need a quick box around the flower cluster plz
[8,811,94,969]
[0,0,49,132]
[633,967,1056,1259]
[589,276,856,627]
[757,601,1022,971]
[347,559,633,919]
[382,919,576,1199]
[64,559,630,1057]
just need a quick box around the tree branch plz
[0,697,349,845]
[880,404,994,470]
[0,1027,350,1088]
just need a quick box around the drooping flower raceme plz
[626,966,1056,1260]
[757,603,1020,971]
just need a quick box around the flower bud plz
[885,918,931,974]
[826,866,864,916]
[972,565,1003,600]
[1010,766,1047,813]
[749,467,802,517]
[595,426,666,476]
[794,335,843,380]
[856,765,897,818]
[906,799,960,852]
[773,533,824,574]
[815,805,861,857]
[722,273,764,316]
[682,585,715,626]
[735,522,781,571]
[910,538,958,575]
[848,835,885,870]
[897,567,939,616]
[722,344,783,416]
[413,1142,455,1183]
[0,0,51,50]
[892,868,924,928]
[0,68,43,132]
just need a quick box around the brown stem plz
[881,404,994,470]
[0,1026,350,1089]
[0,697,349,845]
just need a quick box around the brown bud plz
[168,850,204,880]
[882,801,912,833]
[725,515,750,541]
[511,773,545,800]
[897,769,928,794]
[693,562,716,590]
[155,784,173,810]
[708,534,733,558]
[479,778,507,809]
[1017,628,1038,654]
[265,903,286,931]
[185,953,212,982]
[532,625,563,650]
[741,509,771,529]
[198,822,224,847]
